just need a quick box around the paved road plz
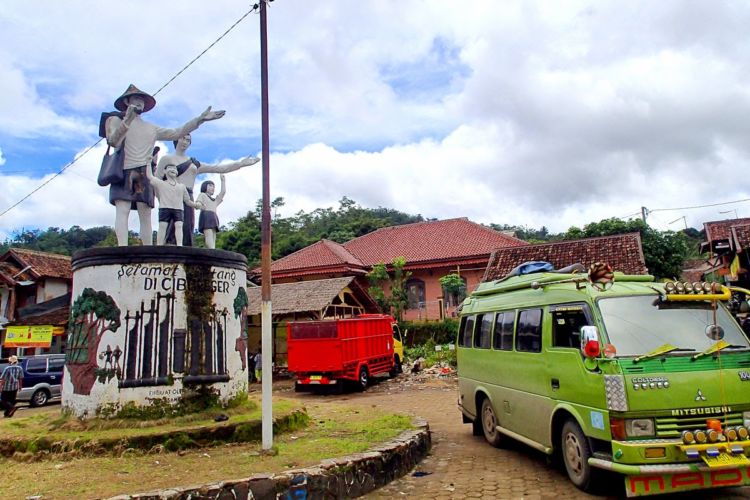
[288,374,750,499]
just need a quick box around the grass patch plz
[0,396,299,458]
[4,402,413,499]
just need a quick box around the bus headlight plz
[626,418,655,437]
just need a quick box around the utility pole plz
[641,206,648,223]
[259,0,273,450]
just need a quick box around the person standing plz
[155,133,258,246]
[145,163,203,245]
[0,356,23,418]
[196,175,226,249]
[103,84,226,246]
[254,348,262,383]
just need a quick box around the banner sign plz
[4,325,54,348]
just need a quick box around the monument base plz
[63,246,249,419]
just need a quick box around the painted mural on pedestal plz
[63,257,248,417]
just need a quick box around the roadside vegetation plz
[2,401,414,499]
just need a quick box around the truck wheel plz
[389,355,402,377]
[358,366,369,391]
[561,419,599,492]
[480,398,503,447]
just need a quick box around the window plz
[48,357,65,371]
[459,315,475,347]
[444,276,468,307]
[474,313,493,349]
[493,311,515,351]
[26,358,47,373]
[516,309,542,353]
[551,305,591,348]
[406,279,426,309]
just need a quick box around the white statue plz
[145,164,203,246]
[196,175,226,249]
[154,133,259,246]
[103,84,225,246]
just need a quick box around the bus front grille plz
[655,412,744,438]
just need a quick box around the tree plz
[367,257,412,321]
[440,273,467,306]
[563,218,691,279]
[66,288,121,395]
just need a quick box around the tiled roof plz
[482,233,648,282]
[704,218,750,243]
[343,218,527,266]
[270,240,365,273]
[5,248,72,280]
[7,293,71,327]
[731,224,750,252]
[245,276,375,315]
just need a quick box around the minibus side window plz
[551,305,591,348]
[516,309,542,353]
[474,313,493,349]
[493,311,515,351]
[459,315,475,347]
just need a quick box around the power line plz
[0,3,262,220]
[648,198,750,213]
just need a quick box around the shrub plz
[400,319,459,346]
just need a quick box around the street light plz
[719,209,739,219]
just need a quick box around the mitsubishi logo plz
[695,389,707,402]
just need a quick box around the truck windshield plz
[598,295,750,357]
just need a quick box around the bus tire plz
[561,419,598,492]
[480,398,503,447]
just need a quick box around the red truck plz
[287,314,402,391]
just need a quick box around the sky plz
[1,0,750,242]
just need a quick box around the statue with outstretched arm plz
[154,132,258,246]
[103,84,224,246]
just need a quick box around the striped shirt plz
[0,365,23,391]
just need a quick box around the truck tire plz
[358,366,369,391]
[389,355,402,377]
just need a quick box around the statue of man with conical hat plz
[103,84,225,246]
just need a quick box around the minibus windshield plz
[598,295,750,357]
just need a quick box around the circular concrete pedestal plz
[63,246,249,418]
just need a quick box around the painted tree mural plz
[66,288,121,395]
[233,287,249,370]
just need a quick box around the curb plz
[109,418,431,499]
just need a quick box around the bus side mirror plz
[580,326,601,358]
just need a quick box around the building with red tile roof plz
[0,248,72,356]
[482,233,648,282]
[259,218,528,320]
[700,218,750,285]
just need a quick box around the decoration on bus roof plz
[662,281,730,302]
[588,262,614,290]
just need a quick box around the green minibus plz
[457,268,750,497]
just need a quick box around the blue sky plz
[2,0,750,241]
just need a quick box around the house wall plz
[399,266,487,321]
[38,278,69,302]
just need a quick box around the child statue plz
[145,163,203,246]
[196,174,226,249]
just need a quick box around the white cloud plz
[2,0,750,239]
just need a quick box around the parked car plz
[0,354,65,406]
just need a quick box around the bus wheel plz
[561,419,597,491]
[480,398,503,447]
[358,366,369,391]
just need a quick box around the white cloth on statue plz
[150,178,192,209]
[106,116,193,170]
